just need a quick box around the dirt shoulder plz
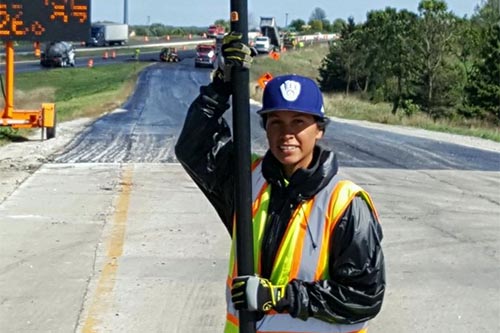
[0,118,92,203]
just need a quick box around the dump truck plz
[260,17,281,51]
[87,23,128,47]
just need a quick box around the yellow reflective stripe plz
[252,183,269,274]
[270,199,313,285]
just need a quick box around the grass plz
[1,42,498,144]
[250,43,500,143]
[0,62,150,143]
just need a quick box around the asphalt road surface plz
[1,60,499,333]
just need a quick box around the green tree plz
[289,19,306,32]
[310,7,327,21]
[149,23,167,37]
[322,19,332,32]
[214,19,230,31]
[309,19,323,32]
[362,8,419,113]
[318,42,348,91]
[412,0,459,117]
[318,17,363,95]
[331,18,346,33]
[462,22,500,122]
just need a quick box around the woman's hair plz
[260,115,330,132]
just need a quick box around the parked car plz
[194,44,216,68]
[40,41,75,67]
[254,36,272,54]
[159,47,180,62]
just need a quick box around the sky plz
[91,0,482,27]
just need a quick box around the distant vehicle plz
[40,41,75,67]
[314,32,324,39]
[254,36,272,54]
[194,44,216,68]
[159,47,180,62]
[207,24,225,38]
[87,23,128,47]
[260,17,281,51]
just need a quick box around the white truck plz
[254,36,272,53]
[87,23,128,47]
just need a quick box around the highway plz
[0,39,203,74]
[0,59,499,332]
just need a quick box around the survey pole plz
[229,0,256,332]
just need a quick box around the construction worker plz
[175,33,385,332]
[133,47,140,61]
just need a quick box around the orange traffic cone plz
[103,51,108,59]
[258,72,273,89]
[144,36,149,42]
[269,51,280,61]
[166,35,170,41]
[87,59,94,68]
[111,50,116,58]
[188,34,192,40]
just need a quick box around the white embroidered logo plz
[280,80,301,102]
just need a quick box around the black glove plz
[211,32,256,96]
[231,275,287,312]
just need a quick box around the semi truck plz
[260,17,281,51]
[87,23,128,47]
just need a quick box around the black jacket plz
[175,84,385,324]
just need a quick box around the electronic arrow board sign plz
[0,0,90,41]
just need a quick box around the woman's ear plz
[316,127,324,140]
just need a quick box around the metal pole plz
[2,41,14,119]
[123,0,129,24]
[229,0,256,332]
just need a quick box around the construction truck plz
[260,17,281,51]
[87,23,128,47]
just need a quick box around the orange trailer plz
[1,41,56,139]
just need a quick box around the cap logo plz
[280,80,301,102]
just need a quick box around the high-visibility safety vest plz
[224,159,378,333]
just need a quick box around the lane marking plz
[82,165,133,333]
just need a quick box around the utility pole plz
[285,13,289,28]
[230,0,256,332]
[123,0,129,24]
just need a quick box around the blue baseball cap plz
[257,74,325,118]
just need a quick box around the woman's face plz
[265,110,323,178]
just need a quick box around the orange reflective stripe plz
[251,156,262,171]
[289,199,314,279]
[252,183,269,216]
[227,312,239,326]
